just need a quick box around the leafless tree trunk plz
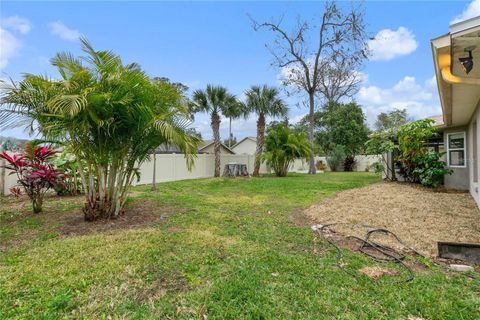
[308,93,316,174]
[251,1,369,174]
[212,112,221,177]
[253,113,266,177]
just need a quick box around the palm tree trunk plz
[253,113,265,177]
[212,112,221,177]
[308,92,316,174]
[229,117,232,148]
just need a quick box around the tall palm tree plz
[245,85,288,177]
[192,85,239,177]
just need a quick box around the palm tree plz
[0,38,199,220]
[245,85,288,177]
[261,124,311,177]
[192,85,239,177]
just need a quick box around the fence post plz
[0,159,5,196]
[172,153,176,181]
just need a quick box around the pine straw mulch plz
[304,181,480,257]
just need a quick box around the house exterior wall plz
[467,102,480,206]
[443,126,469,191]
[232,139,257,155]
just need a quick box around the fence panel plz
[1,153,381,195]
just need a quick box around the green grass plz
[0,172,478,319]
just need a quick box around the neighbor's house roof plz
[232,136,256,148]
[431,16,480,127]
[428,115,446,128]
[198,140,236,154]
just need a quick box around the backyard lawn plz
[0,172,479,319]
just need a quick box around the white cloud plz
[0,15,31,70]
[48,21,81,41]
[368,27,418,61]
[1,15,32,34]
[0,27,21,70]
[356,75,441,127]
[451,0,480,24]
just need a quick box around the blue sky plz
[1,0,479,141]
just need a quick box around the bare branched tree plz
[251,1,369,174]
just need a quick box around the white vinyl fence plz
[0,153,381,195]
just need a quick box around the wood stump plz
[223,163,249,177]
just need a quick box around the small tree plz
[375,109,410,133]
[261,124,311,177]
[316,101,370,171]
[364,131,397,179]
[0,145,62,213]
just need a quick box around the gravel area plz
[305,182,480,256]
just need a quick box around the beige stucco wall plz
[443,126,469,191]
[467,102,480,207]
[232,139,257,155]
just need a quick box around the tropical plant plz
[51,147,85,196]
[395,119,452,187]
[245,85,288,177]
[397,119,438,182]
[0,145,62,213]
[261,124,310,177]
[413,152,452,188]
[191,85,240,177]
[326,145,346,172]
[0,38,199,220]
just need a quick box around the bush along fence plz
[0,153,381,196]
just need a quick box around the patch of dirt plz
[57,199,178,237]
[1,194,181,248]
[359,266,400,280]
[305,182,480,257]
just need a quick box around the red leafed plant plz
[0,144,63,213]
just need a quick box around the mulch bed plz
[305,181,480,257]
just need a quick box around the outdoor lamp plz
[459,50,474,74]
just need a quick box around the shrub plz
[0,145,62,213]
[343,155,356,171]
[397,119,438,182]
[326,145,346,171]
[51,148,85,196]
[396,119,451,187]
[413,152,452,188]
[261,124,311,177]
